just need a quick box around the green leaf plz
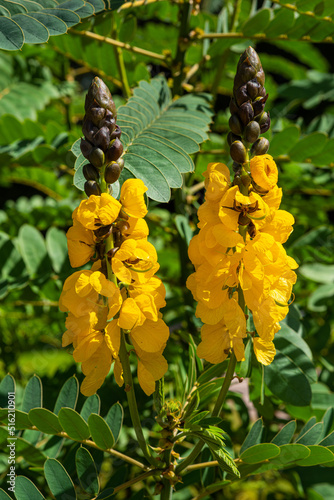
[14,435,46,466]
[212,447,240,478]
[265,8,296,37]
[0,488,13,500]
[88,413,115,450]
[0,17,24,50]
[45,227,68,274]
[308,283,334,312]
[295,422,324,445]
[54,376,79,415]
[0,374,15,407]
[116,77,212,202]
[14,476,46,500]
[58,408,90,441]
[319,431,334,447]
[28,12,68,36]
[22,375,42,413]
[240,418,263,455]
[299,263,334,284]
[240,443,280,464]
[104,403,123,444]
[288,132,328,162]
[269,125,300,158]
[273,333,317,384]
[271,421,296,446]
[11,14,49,44]
[44,458,77,500]
[76,446,100,495]
[2,409,31,430]
[17,225,50,278]
[297,445,334,466]
[29,408,63,435]
[241,8,272,36]
[81,394,101,422]
[95,488,116,500]
[264,349,312,406]
[277,324,313,360]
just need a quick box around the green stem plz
[112,15,131,98]
[119,331,159,467]
[211,352,237,417]
[172,0,193,96]
[175,353,236,475]
[160,478,173,500]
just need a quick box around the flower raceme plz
[187,155,297,367]
[60,179,169,396]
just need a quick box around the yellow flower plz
[197,320,246,364]
[136,346,168,396]
[203,162,231,202]
[75,193,121,230]
[66,221,96,268]
[120,179,148,218]
[253,337,276,365]
[219,186,269,232]
[112,239,159,284]
[250,154,278,191]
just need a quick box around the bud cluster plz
[228,47,270,169]
[80,77,124,197]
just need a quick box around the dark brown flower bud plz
[104,162,122,184]
[229,114,243,135]
[82,117,98,143]
[234,84,249,107]
[88,148,105,169]
[80,138,94,159]
[227,132,242,146]
[85,77,117,122]
[230,141,247,164]
[117,158,124,170]
[84,180,101,197]
[253,95,268,117]
[244,121,260,143]
[93,126,111,151]
[250,137,270,156]
[247,79,262,100]
[83,163,99,181]
[229,98,238,115]
[105,138,124,164]
[238,101,254,126]
[110,124,122,140]
[260,112,271,134]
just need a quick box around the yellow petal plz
[73,331,103,363]
[118,298,144,330]
[80,342,112,396]
[98,193,122,225]
[253,337,276,365]
[137,352,168,396]
[120,179,148,218]
[105,319,121,356]
[130,318,169,353]
[197,323,230,364]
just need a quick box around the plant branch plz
[173,0,193,95]
[69,29,168,64]
[119,331,159,467]
[193,31,334,43]
[111,15,131,98]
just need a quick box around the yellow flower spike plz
[112,239,159,284]
[120,179,148,218]
[250,154,278,191]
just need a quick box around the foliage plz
[1,0,334,498]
